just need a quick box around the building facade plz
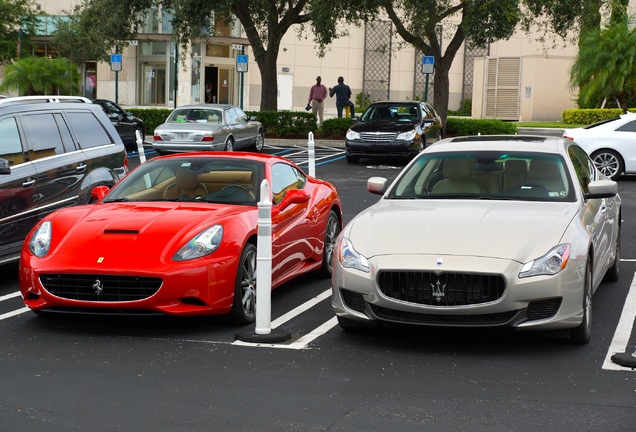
[7,2,636,121]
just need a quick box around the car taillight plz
[563,135,574,140]
[201,134,214,142]
[154,134,163,141]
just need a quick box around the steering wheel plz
[219,185,252,198]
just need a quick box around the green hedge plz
[561,108,636,125]
[319,117,354,138]
[446,118,517,136]
[246,110,317,136]
[127,108,172,135]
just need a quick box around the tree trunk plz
[256,49,280,111]
[433,58,451,136]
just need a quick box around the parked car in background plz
[345,101,442,163]
[332,135,620,344]
[20,152,342,324]
[152,104,265,154]
[91,98,145,152]
[563,112,636,180]
[0,96,128,265]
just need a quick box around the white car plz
[563,112,636,180]
[332,135,621,344]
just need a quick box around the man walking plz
[329,76,355,118]
[307,76,328,126]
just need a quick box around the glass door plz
[141,64,167,106]
[217,68,233,105]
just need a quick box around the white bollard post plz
[135,129,146,164]
[308,132,316,178]
[255,179,272,335]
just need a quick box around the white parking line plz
[232,288,336,350]
[602,272,636,371]
[0,291,21,302]
[0,307,30,320]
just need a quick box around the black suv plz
[91,99,145,151]
[0,96,128,264]
[345,101,443,163]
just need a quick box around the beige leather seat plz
[503,160,528,191]
[527,159,565,193]
[163,169,208,199]
[432,159,480,194]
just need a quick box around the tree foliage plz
[570,21,636,111]
[0,56,81,95]
[0,0,41,64]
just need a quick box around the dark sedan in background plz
[345,101,442,163]
[92,99,145,151]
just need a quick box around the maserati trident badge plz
[431,276,446,302]
[92,279,104,295]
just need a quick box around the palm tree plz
[0,56,81,96]
[570,21,636,112]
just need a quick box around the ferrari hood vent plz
[104,229,140,235]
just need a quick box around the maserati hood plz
[48,202,252,258]
[346,199,578,262]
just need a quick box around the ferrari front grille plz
[40,274,162,302]
[378,271,505,306]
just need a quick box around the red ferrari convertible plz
[19,152,342,324]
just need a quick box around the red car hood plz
[48,202,254,258]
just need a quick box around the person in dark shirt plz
[329,76,355,118]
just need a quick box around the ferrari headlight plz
[346,129,361,140]
[338,237,369,273]
[173,225,223,261]
[396,130,417,141]
[519,244,571,278]
[29,221,52,258]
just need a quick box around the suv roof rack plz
[0,95,92,106]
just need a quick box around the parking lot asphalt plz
[1,139,635,431]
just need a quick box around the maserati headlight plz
[29,221,52,258]
[173,225,224,261]
[396,130,417,141]
[338,237,369,273]
[346,129,361,140]
[519,244,571,278]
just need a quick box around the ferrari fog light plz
[519,244,571,278]
[174,225,224,261]
[29,221,52,258]
[338,237,369,273]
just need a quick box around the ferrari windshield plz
[104,157,264,205]
[387,151,575,202]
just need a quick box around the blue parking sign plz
[236,55,248,73]
[421,56,435,74]
[110,53,122,72]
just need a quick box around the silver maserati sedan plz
[152,104,264,154]
[332,135,621,344]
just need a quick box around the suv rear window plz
[66,111,114,149]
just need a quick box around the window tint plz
[0,117,25,165]
[66,111,114,149]
[616,120,636,132]
[568,145,594,193]
[271,162,306,204]
[54,113,78,153]
[22,113,66,160]
[102,101,124,116]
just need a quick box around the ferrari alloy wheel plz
[230,243,257,324]
[571,257,592,344]
[591,149,623,181]
[319,210,340,277]
[225,137,234,152]
[252,131,264,152]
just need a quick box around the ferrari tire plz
[318,210,340,278]
[230,243,257,324]
[591,149,623,181]
[571,257,592,344]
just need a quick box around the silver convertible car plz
[332,135,621,344]
[152,104,264,154]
